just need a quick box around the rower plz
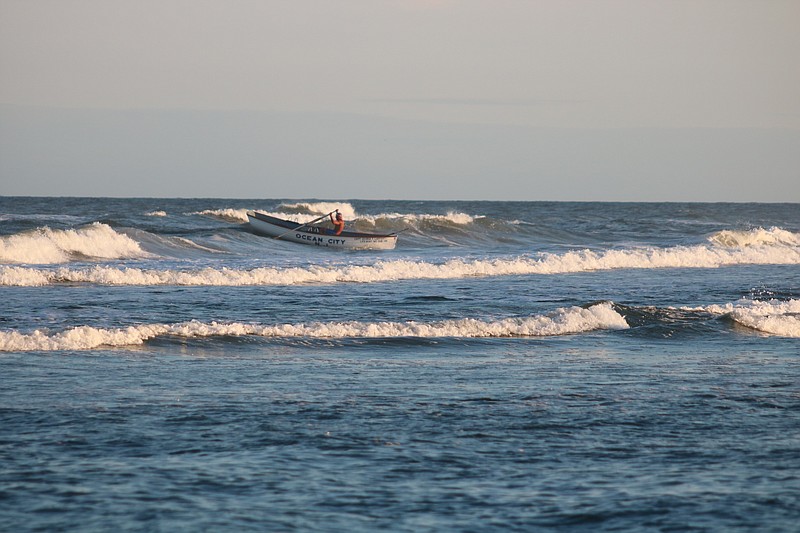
[330,210,345,236]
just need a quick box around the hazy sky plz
[1,0,799,201]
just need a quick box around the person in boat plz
[329,210,345,236]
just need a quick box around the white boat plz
[247,211,398,250]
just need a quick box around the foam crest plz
[0,303,628,352]
[278,202,358,219]
[3,240,800,286]
[0,266,51,286]
[189,205,475,229]
[0,324,172,352]
[192,204,358,223]
[687,299,800,338]
[529,243,800,274]
[192,208,251,223]
[145,210,167,217]
[0,265,326,286]
[358,212,477,226]
[708,227,800,248]
[0,223,150,265]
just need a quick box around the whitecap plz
[0,223,151,265]
[278,202,358,219]
[3,240,799,286]
[708,227,800,248]
[190,208,251,223]
[685,299,800,338]
[0,303,628,352]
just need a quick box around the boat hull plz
[247,211,398,250]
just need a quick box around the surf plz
[707,227,800,248]
[0,302,628,352]
[0,222,151,264]
[3,228,799,286]
[681,298,800,338]
[193,203,479,233]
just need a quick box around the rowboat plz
[247,211,398,250]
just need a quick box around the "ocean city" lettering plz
[296,233,347,246]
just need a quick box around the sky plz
[1,0,798,201]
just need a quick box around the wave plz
[192,205,477,230]
[0,213,86,223]
[191,208,252,223]
[188,213,800,250]
[191,204,360,224]
[0,303,628,352]
[682,299,800,338]
[4,236,799,286]
[0,223,151,265]
[277,202,359,219]
[708,227,800,248]
[357,211,478,228]
[145,210,167,217]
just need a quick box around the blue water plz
[1,198,799,531]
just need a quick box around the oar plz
[273,210,338,241]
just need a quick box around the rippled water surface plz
[1,198,799,530]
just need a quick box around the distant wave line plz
[192,207,478,225]
[3,239,800,287]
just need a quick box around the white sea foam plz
[0,265,51,286]
[358,212,477,226]
[684,299,800,338]
[271,203,472,226]
[145,210,168,217]
[0,303,628,352]
[3,238,800,286]
[191,208,252,223]
[708,227,800,248]
[278,201,358,218]
[192,204,357,223]
[191,204,476,227]
[0,223,151,265]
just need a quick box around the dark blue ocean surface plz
[1,198,799,531]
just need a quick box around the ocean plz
[1,197,798,531]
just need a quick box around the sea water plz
[1,197,798,531]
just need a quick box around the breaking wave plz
[683,299,800,338]
[191,208,252,223]
[192,203,360,223]
[277,202,359,219]
[271,202,476,226]
[357,212,478,227]
[0,223,151,265]
[3,238,799,286]
[708,227,800,248]
[192,203,477,228]
[0,302,628,352]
